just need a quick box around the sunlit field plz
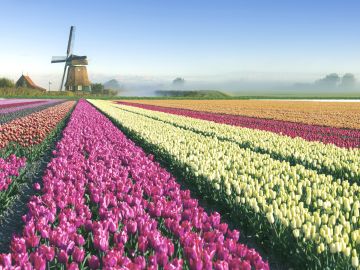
[1,98,359,269]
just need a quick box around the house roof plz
[16,75,46,91]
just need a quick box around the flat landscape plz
[0,98,359,269]
[2,1,360,269]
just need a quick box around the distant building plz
[16,75,46,91]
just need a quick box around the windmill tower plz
[51,26,91,91]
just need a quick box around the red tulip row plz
[117,101,360,148]
[0,100,269,269]
[0,101,76,149]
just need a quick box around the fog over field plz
[86,72,360,96]
[1,69,358,97]
[7,71,354,96]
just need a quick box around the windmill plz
[51,26,91,91]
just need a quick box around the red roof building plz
[15,75,46,91]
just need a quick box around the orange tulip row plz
[0,101,75,149]
[123,99,360,130]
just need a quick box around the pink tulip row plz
[0,154,26,191]
[117,102,360,148]
[0,100,269,269]
[0,100,61,115]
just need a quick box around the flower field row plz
[113,102,360,183]
[0,101,75,149]
[0,100,269,269]
[90,99,360,269]
[0,99,63,115]
[0,99,65,125]
[0,99,42,105]
[124,99,360,130]
[118,101,360,149]
[0,100,75,225]
[0,100,45,110]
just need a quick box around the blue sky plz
[1,0,360,89]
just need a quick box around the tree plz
[0,77,14,88]
[102,89,118,96]
[340,73,356,89]
[91,83,104,94]
[172,77,185,85]
[315,73,340,89]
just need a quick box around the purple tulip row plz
[0,154,26,191]
[0,99,42,106]
[0,100,269,269]
[0,99,63,114]
[117,102,360,149]
[0,100,46,110]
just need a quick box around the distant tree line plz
[90,83,118,96]
[293,73,358,92]
[0,77,15,88]
[315,73,356,90]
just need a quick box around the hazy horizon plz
[1,0,360,94]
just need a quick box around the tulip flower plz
[90,99,360,269]
[113,101,360,181]
[116,99,360,135]
[0,154,26,191]
[0,100,268,270]
[0,101,75,149]
[88,255,100,269]
[72,246,85,263]
[0,99,64,125]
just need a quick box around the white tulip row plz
[112,102,360,183]
[90,99,360,268]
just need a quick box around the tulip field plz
[0,98,359,269]
[122,99,360,130]
[0,99,75,252]
[118,101,360,148]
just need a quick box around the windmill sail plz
[51,56,67,63]
[67,26,75,57]
[57,26,76,91]
[51,26,90,91]
[60,65,68,92]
